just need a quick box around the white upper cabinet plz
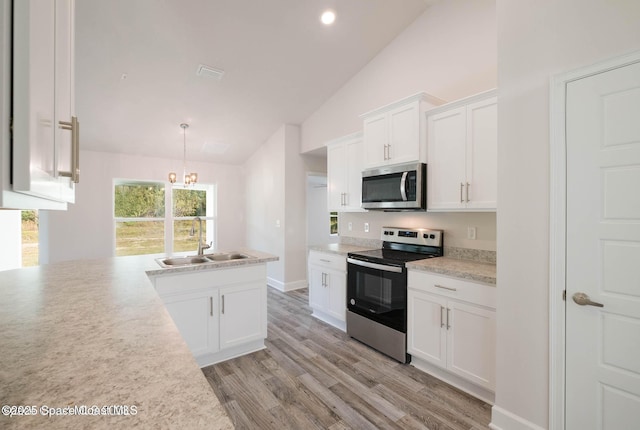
[427,90,497,211]
[5,0,77,208]
[327,132,365,212]
[361,93,444,169]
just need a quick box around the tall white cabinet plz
[327,132,364,212]
[1,0,77,209]
[426,90,497,211]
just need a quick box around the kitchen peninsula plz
[0,250,276,429]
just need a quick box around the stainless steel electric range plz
[346,227,443,363]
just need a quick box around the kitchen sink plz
[160,256,209,266]
[206,253,251,261]
[156,252,254,268]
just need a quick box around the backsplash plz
[339,236,382,249]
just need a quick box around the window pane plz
[173,188,206,217]
[115,221,164,256]
[114,183,165,218]
[330,212,338,235]
[173,219,206,253]
[21,210,39,267]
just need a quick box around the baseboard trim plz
[489,405,546,430]
[267,277,307,292]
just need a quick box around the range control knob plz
[350,299,356,305]
[430,234,435,239]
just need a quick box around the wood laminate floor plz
[202,287,491,430]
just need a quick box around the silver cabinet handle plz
[57,116,80,183]
[387,144,391,160]
[222,295,225,314]
[466,182,470,202]
[343,192,348,206]
[460,183,464,203]
[210,297,213,316]
[440,306,445,328]
[320,259,331,263]
[446,308,451,329]
[435,284,457,292]
[572,292,604,308]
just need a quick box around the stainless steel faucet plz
[190,216,211,256]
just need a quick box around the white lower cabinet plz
[308,250,346,331]
[408,270,496,403]
[153,264,267,367]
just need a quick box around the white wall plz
[0,210,21,270]
[40,150,246,264]
[244,124,309,290]
[300,0,497,153]
[493,1,640,429]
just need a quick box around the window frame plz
[113,179,217,257]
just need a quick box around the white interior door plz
[566,60,640,429]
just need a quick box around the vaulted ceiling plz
[75,0,435,164]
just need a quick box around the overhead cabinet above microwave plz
[360,92,445,170]
[426,89,497,212]
[0,0,78,210]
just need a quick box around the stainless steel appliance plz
[361,162,426,211]
[346,227,443,363]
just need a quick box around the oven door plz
[346,258,407,332]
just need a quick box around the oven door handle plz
[347,258,403,273]
[400,171,408,201]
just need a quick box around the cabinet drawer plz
[408,270,496,309]
[308,251,346,272]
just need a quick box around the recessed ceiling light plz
[320,10,336,26]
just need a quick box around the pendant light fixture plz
[168,123,198,186]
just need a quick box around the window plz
[21,210,39,266]
[330,211,338,235]
[114,180,216,256]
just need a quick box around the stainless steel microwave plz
[361,162,426,211]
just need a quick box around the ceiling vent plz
[196,64,225,80]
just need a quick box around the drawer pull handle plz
[435,284,457,292]
[320,259,331,263]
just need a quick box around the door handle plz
[440,306,445,328]
[210,297,213,316]
[222,295,225,314]
[460,183,464,203]
[572,292,604,308]
[466,182,470,202]
[446,308,451,330]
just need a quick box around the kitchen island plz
[0,251,275,429]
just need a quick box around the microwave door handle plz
[400,171,408,201]
[347,258,403,273]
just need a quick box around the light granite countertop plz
[406,257,496,285]
[308,243,377,256]
[0,252,284,429]
[146,248,279,276]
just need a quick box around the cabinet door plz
[219,282,266,350]
[427,106,467,210]
[363,114,388,168]
[407,290,448,368]
[388,102,419,165]
[162,289,219,358]
[13,0,76,203]
[326,269,346,322]
[344,136,364,211]
[446,300,496,390]
[327,142,347,211]
[308,265,329,311]
[466,98,497,210]
[53,0,75,203]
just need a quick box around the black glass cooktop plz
[348,248,439,265]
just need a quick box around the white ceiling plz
[75,0,434,164]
